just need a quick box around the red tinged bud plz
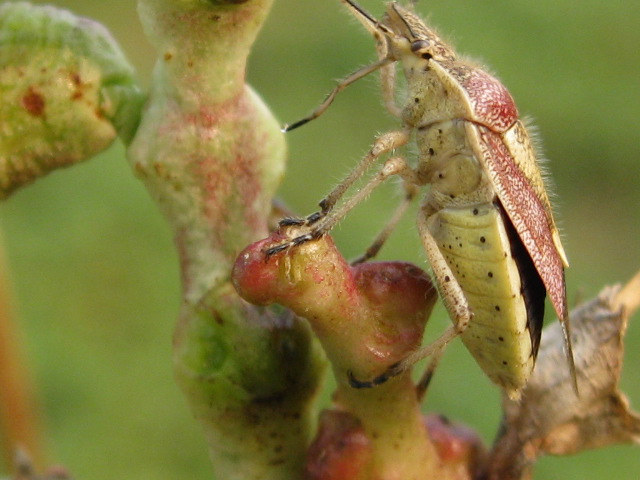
[233,230,437,380]
[425,414,487,477]
[304,410,373,480]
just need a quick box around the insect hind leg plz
[347,322,460,391]
[351,181,419,265]
[349,339,446,401]
[347,362,402,389]
[348,209,474,390]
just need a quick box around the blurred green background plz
[1,0,639,478]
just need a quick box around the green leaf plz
[0,2,144,198]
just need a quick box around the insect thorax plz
[415,119,494,211]
[400,60,484,136]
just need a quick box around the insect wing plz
[467,122,568,322]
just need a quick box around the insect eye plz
[410,39,432,59]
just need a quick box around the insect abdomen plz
[430,203,543,396]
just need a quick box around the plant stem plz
[129,1,324,478]
[0,247,46,471]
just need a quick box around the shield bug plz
[267,1,576,399]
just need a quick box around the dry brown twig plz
[487,271,640,480]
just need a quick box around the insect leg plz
[348,212,473,388]
[283,57,394,132]
[335,0,400,116]
[351,181,418,265]
[418,212,474,333]
[379,62,401,118]
[268,156,409,259]
[266,130,410,258]
[415,346,445,401]
[319,129,410,214]
[374,32,402,118]
[307,155,412,239]
[392,212,473,369]
[350,334,447,396]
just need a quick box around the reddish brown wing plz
[471,124,568,322]
[473,124,578,391]
[460,68,519,133]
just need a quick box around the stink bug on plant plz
[267,1,576,399]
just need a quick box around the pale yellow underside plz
[430,203,534,394]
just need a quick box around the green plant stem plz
[336,376,442,479]
[234,233,474,479]
[129,1,324,479]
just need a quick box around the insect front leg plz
[283,57,394,132]
[266,130,410,257]
[275,155,411,253]
[373,26,402,119]
[318,129,410,214]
